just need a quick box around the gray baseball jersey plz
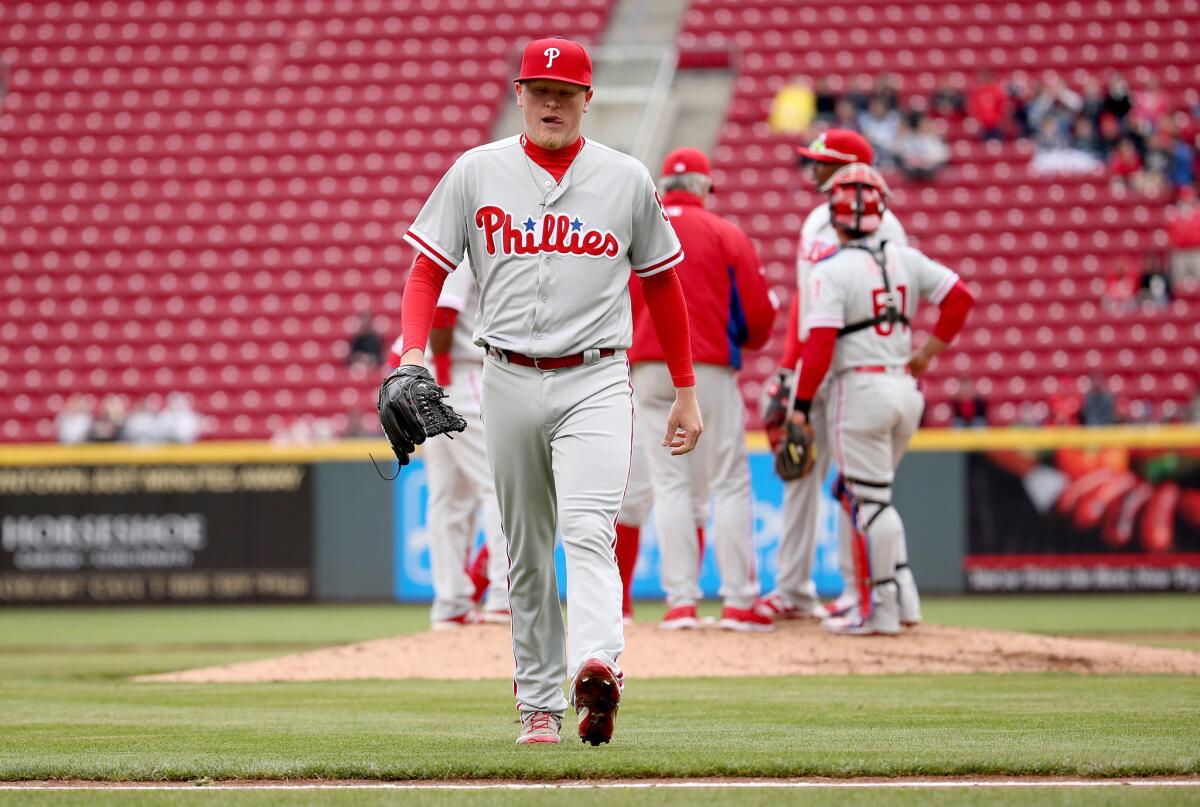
[403,135,683,357]
[807,241,960,372]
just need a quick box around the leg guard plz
[833,476,903,622]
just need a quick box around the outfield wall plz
[1,426,1197,604]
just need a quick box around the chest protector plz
[836,241,910,337]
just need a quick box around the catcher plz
[777,163,973,635]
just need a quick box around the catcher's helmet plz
[825,162,891,235]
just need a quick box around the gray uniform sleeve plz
[806,261,847,330]
[904,246,960,304]
[629,168,684,277]
[403,159,468,273]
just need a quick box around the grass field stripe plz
[2,781,1198,791]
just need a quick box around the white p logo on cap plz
[544,47,561,68]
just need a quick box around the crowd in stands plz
[769,73,951,182]
[56,393,201,445]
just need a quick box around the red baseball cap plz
[661,147,711,178]
[516,37,592,88]
[796,129,875,165]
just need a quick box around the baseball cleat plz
[824,593,858,620]
[573,658,621,746]
[660,604,699,630]
[896,566,922,627]
[754,593,828,621]
[480,609,512,625]
[719,606,775,632]
[824,584,900,636]
[516,711,562,745]
[431,610,484,630]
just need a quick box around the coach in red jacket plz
[628,147,778,632]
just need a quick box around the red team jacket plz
[629,190,776,369]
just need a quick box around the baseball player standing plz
[781,163,973,634]
[630,147,777,632]
[757,130,916,623]
[394,37,701,746]
[386,262,510,629]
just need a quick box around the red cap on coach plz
[661,147,711,178]
[796,129,875,165]
[516,37,592,88]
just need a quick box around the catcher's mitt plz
[376,366,467,471]
[774,417,817,481]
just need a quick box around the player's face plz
[516,79,593,150]
[805,160,841,190]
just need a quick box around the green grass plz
[0,789,1197,807]
[0,596,1197,787]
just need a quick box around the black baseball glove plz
[377,366,467,468]
[774,416,817,481]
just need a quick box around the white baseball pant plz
[632,362,757,609]
[481,350,629,717]
[424,363,508,622]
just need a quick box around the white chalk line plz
[2,780,1198,791]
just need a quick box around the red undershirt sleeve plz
[792,327,838,414]
[639,268,695,387]
[931,281,974,343]
[780,295,802,369]
[400,253,451,356]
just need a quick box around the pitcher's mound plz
[137,620,1200,683]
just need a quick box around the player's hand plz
[907,350,932,377]
[663,386,703,456]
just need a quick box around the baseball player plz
[780,163,973,634]
[393,37,701,746]
[630,147,777,632]
[613,431,707,623]
[757,129,916,624]
[387,262,510,629]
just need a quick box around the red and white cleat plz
[659,604,699,630]
[480,609,511,625]
[573,658,621,746]
[431,610,484,631]
[719,605,775,632]
[516,711,562,745]
[754,593,828,621]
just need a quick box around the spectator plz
[1105,256,1139,313]
[1071,118,1104,160]
[1048,386,1082,425]
[894,113,950,182]
[1080,374,1117,426]
[1166,186,1200,289]
[1079,77,1107,128]
[858,96,901,166]
[831,98,860,132]
[346,311,384,368]
[1103,71,1133,124]
[56,395,92,444]
[1142,131,1173,193]
[1166,125,1195,189]
[1108,137,1144,188]
[123,397,163,444]
[930,77,965,120]
[1139,254,1172,308]
[1095,114,1124,157]
[160,392,201,443]
[1026,72,1082,136]
[952,378,988,427]
[814,76,838,122]
[1130,76,1169,136]
[88,395,126,442]
[768,76,816,135]
[874,74,901,112]
[967,70,1011,141]
[1032,116,1102,176]
[844,74,873,113]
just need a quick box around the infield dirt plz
[138,620,1200,683]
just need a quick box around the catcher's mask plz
[824,162,891,237]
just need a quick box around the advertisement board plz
[392,453,847,603]
[0,464,314,604]
[964,445,1200,592]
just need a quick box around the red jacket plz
[629,191,775,368]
